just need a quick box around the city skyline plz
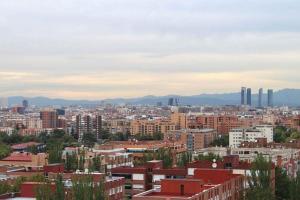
[1,0,300,99]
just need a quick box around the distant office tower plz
[168,98,174,106]
[247,88,252,106]
[0,97,8,108]
[156,102,163,107]
[268,89,274,107]
[22,100,29,109]
[168,97,179,106]
[258,88,263,107]
[95,115,102,140]
[40,110,58,128]
[174,98,179,106]
[76,114,93,142]
[56,108,65,116]
[241,87,246,105]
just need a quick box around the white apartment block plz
[229,125,273,148]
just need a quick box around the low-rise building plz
[229,125,273,148]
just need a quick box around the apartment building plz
[229,125,273,148]
[165,129,217,152]
[40,110,58,129]
[131,119,176,135]
[133,169,244,200]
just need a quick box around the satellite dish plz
[212,163,217,168]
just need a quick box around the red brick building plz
[133,169,244,200]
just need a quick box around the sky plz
[0,0,300,100]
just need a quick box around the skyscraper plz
[247,88,252,106]
[76,114,93,142]
[241,87,246,105]
[268,89,274,107]
[95,115,102,141]
[168,98,174,106]
[22,100,29,108]
[258,88,263,107]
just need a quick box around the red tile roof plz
[11,142,41,150]
[1,152,33,162]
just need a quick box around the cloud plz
[0,0,299,99]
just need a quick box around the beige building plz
[0,152,47,170]
[170,112,188,129]
[166,129,217,152]
[131,119,176,135]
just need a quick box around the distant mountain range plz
[6,89,300,107]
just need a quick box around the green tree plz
[65,152,78,172]
[72,175,93,200]
[210,135,229,147]
[54,174,65,200]
[245,154,274,200]
[289,171,300,200]
[177,152,192,167]
[11,176,27,192]
[92,155,102,172]
[35,182,53,200]
[48,142,63,164]
[78,150,85,171]
[95,177,108,200]
[82,133,97,148]
[275,167,290,200]
[27,145,39,155]
[195,153,221,161]
[0,182,10,195]
[0,143,11,159]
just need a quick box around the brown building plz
[131,119,176,135]
[165,129,217,152]
[40,110,58,129]
[194,115,259,135]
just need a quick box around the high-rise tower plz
[258,88,263,107]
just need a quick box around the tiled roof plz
[11,142,41,150]
[1,152,33,162]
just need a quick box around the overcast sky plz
[0,0,300,99]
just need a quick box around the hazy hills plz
[6,89,300,107]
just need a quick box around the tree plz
[155,148,173,168]
[27,145,39,155]
[92,155,102,172]
[35,183,53,200]
[177,152,192,167]
[11,176,27,192]
[195,153,221,162]
[54,174,65,200]
[0,182,10,195]
[275,167,290,200]
[82,133,97,148]
[245,154,274,200]
[78,150,85,171]
[71,175,93,200]
[0,143,11,159]
[210,135,229,147]
[137,148,174,168]
[95,177,108,200]
[289,171,300,200]
[65,152,78,172]
[48,142,63,164]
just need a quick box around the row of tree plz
[0,175,45,195]
[35,174,108,200]
[135,148,174,168]
[273,126,300,143]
